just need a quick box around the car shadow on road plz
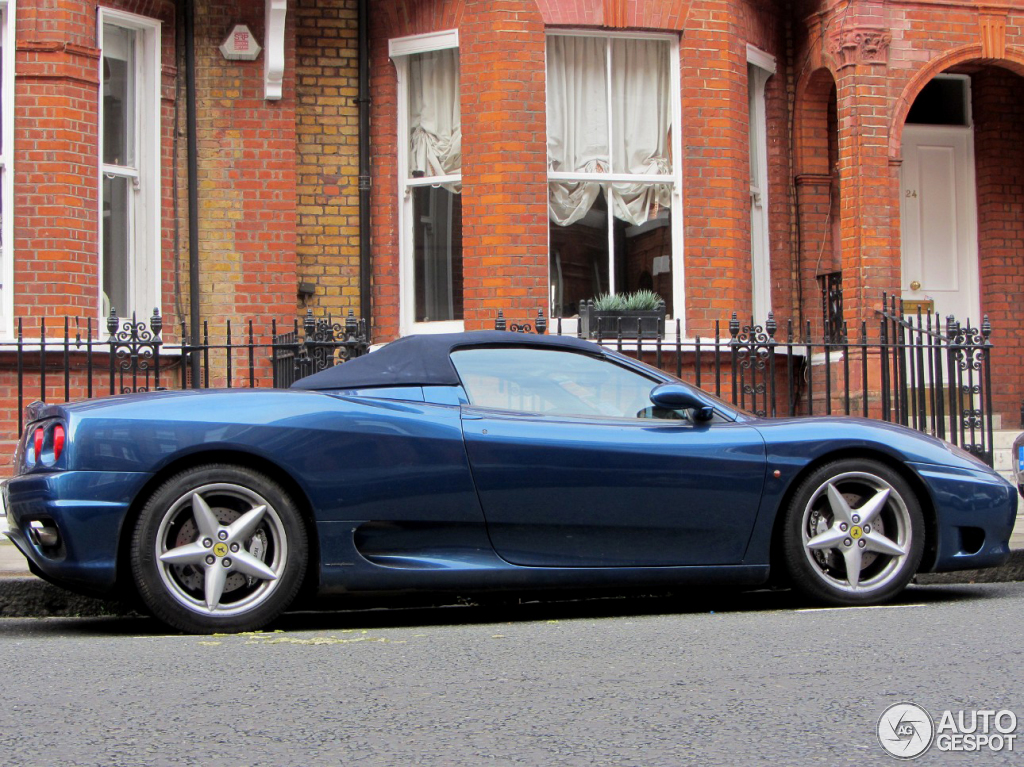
[1,581,1016,637]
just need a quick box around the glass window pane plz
[610,38,671,175]
[549,188,609,317]
[452,347,658,419]
[748,65,760,188]
[408,49,461,179]
[102,24,135,167]
[907,76,969,126]
[550,186,674,318]
[547,36,675,319]
[546,36,609,174]
[615,197,673,316]
[102,174,131,315]
[413,186,463,322]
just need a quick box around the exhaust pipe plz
[28,520,60,548]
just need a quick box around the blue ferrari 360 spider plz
[2,331,1017,633]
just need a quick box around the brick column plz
[835,69,901,331]
[459,0,548,331]
[680,0,750,335]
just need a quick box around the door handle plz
[909,280,921,291]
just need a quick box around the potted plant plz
[580,290,667,339]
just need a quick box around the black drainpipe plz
[184,0,201,385]
[357,0,372,340]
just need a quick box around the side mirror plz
[649,383,715,422]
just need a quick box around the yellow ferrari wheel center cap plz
[213,542,229,557]
[850,526,863,540]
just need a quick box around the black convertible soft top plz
[290,330,603,391]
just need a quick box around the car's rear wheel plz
[781,459,924,605]
[131,465,307,634]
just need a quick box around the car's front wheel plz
[131,465,308,634]
[781,459,925,605]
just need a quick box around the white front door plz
[900,125,979,326]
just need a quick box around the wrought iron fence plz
[497,294,996,466]
[0,307,369,435]
[0,298,996,466]
[818,270,843,344]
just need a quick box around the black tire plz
[781,459,925,606]
[131,464,308,634]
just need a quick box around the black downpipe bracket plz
[184,0,202,386]
[357,0,372,340]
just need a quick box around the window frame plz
[747,45,775,323]
[545,30,684,330]
[97,8,161,321]
[0,0,15,337]
[390,30,463,336]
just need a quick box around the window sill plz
[406,320,465,336]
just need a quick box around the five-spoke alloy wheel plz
[131,465,308,634]
[782,459,925,605]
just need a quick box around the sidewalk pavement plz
[2,526,1023,619]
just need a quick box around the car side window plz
[451,347,682,420]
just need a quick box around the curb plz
[1,550,1022,620]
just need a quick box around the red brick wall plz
[680,0,752,335]
[535,0,691,30]
[459,0,547,331]
[974,67,1024,424]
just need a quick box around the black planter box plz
[580,302,666,339]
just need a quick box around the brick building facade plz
[0,0,1022,430]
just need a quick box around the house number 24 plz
[905,189,918,198]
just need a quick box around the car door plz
[453,347,767,567]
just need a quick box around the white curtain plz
[610,39,672,225]
[546,36,607,226]
[408,48,462,193]
[546,36,672,227]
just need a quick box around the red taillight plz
[52,424,65,461]
[33,427,44,463]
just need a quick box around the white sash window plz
[391,31,463,334]
[547,32,683,324]
[747,46,776,323]
[99,10,161,319]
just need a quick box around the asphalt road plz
[1,583,1022,766]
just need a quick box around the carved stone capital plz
[830,26,891,69]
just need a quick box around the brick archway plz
[889,45,1024,159]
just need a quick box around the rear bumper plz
[909,462,1018,572]
[3,470,151,595]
